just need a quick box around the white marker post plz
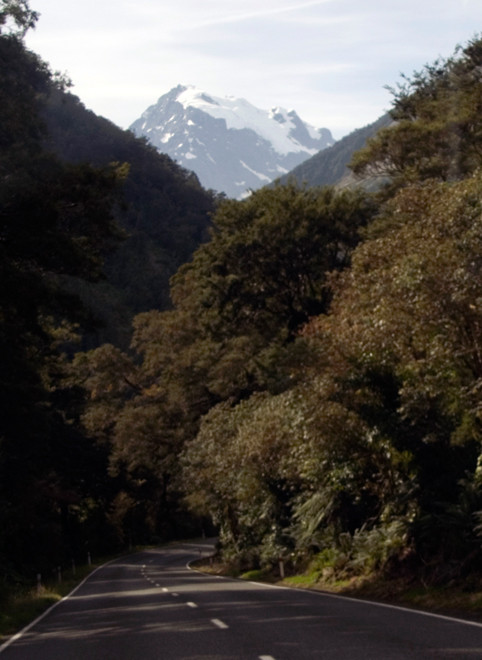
[278,558,285,579]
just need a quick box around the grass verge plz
[1,540,206,644]
[320,574,482,622]
[283,574,482,623]
[0,562,99,642]
[194,558,482,623]
[0,548,143,644]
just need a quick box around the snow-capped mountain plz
[129,85,334,199]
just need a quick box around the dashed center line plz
[162,588,168,592]
[186,602,198,608]
[211,618,228,629]
[259,656,276,660]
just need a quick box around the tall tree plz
[170,182,377,399]
[0,27,126,575]
[0,0,38,37]
[72,183,378,544]
[301,172,482,575]
[350,35,482,191]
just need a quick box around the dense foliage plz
[41,88,215,346]
[0,1,214,583]
[73,183,376,547]
[5,4,482,591]
[281,112,392,190]
[0,21,124,578]
[351,36,482,192]
[82,34,482,583]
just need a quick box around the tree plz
[182,391,302,561]
[173,183,375,335]
[169,182,377,401]
[0,0,38,37]
[350,35,482,191]
[70,182,378,547]
[301,172,482,575]
[0,30,127,575]
[182,172,482,575]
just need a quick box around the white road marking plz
[310,590,482,628]
[162,587,168,592]
[187,602,198,608]
[259,656,276,660]
[172,593,179,597]
[0,556,122,654]
[211,618,228,629]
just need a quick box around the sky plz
[25,0,482,140]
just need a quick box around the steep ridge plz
[41,87,215,346]
[279,112,393,189]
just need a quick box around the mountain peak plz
[175,85,220,108]
[130,86,334,198]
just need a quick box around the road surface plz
[2,541,482,658]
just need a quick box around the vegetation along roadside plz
[4,0,482,630]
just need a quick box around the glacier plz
[130,84,334,199]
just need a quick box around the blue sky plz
[25,0,482,139]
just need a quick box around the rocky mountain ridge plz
[130,85,334,198]
[279,112,393,190]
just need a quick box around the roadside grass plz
[12,547,480,639]
[0,587,62,640]
[283,573,319,587]
[281,573,482,622]
[0,562,98,641]
[0,546,150,643]
[342,578,482,620]
[239,568,274,582]
[194,558,482,622]
[0,540,211,644]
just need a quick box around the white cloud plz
[26,0,482,137]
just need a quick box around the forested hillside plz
[4,0,482,598]
[74,33,482,586]
[41,89,215,346]
[279,112,392,190]
[0,0,214,587]
[1,8,124,580]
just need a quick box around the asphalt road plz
[2,541,482,659]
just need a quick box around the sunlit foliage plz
[351,35,482,191]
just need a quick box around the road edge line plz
[187,559,482,629]
[0,556,120,655]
